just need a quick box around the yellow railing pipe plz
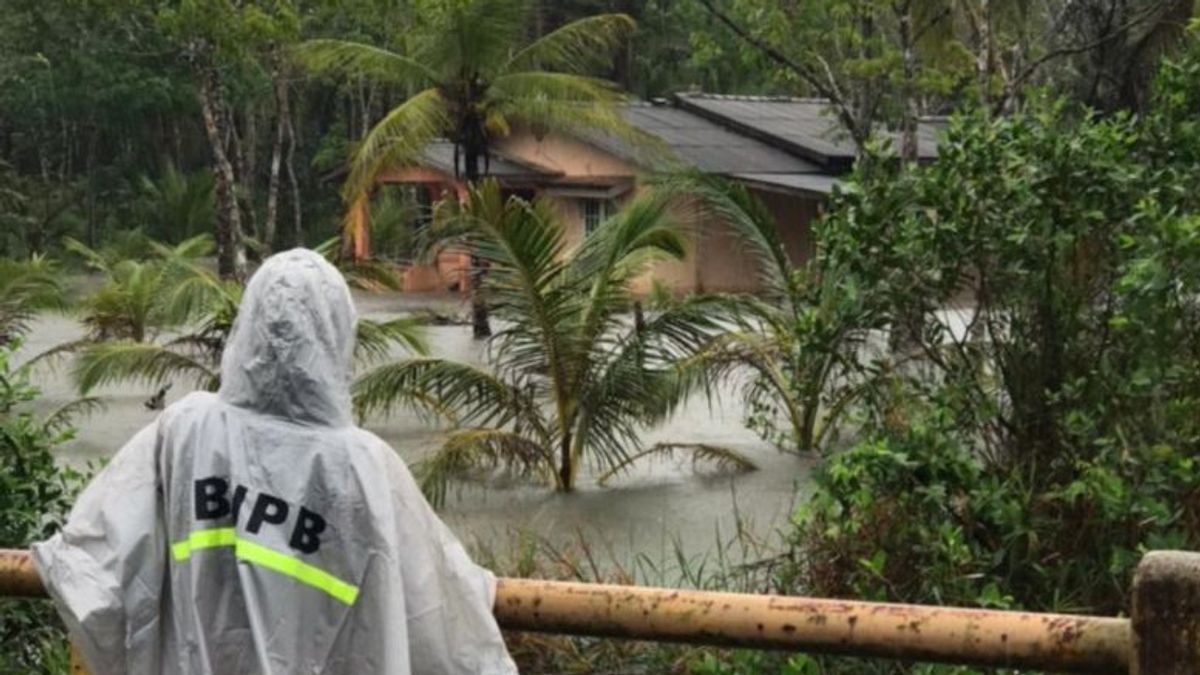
[494,577,1129,673]
[6,549,1200,673]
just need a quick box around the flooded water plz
[17,290,816,572]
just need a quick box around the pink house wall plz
[374,131,826,296]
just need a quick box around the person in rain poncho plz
[33,249,518,675]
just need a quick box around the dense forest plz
[1,0,1194,263]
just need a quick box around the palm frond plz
[354,317,428,364]
[575,191,686,292]
[22,338,94,371]
[40,396,105,433]
[572,295,731,473]
[654,173,796,305]
[150,232,215,261]
[340,259,404,291]
[72,342,218,394]
[491,72,625,103]
[344,87,450,199]
[292,39,437,86]
[596,442,757,486]
[570,192,688,387]
[352,357,536,430]
[418,428,550,506]
[682,329,803,433]
[0,256,67,342]
[497,96,665,165]
[504,13,636,74]
[422,0,528,78]
[62,237,113,274]
[158,265,236,327]
[455,183,577,389]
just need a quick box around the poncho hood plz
[218,249,356,427]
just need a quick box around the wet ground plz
[17,290,816,571]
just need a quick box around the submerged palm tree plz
[45,235,424,398]
[664,174,872,454]
[295,0,642,337]
[353,180,754,504]
[0,256,66,346]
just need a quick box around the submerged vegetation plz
[355,180,755,502]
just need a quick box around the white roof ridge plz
[675,92,832,105]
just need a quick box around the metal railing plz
[3,548,1198,673]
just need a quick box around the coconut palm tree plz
[294,0,643,337]
[135,162,216,242]
[662,174,875,454]
[0,256,66,346]
[353,180,754,504]
[43,235,424,398]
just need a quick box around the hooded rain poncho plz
[33,249,518,675]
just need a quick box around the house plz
[374,93,941,294]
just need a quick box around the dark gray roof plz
[584,104,825,176]
[675,93,941,168]
[422,140,559,179]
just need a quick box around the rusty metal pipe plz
[1,550,1131,672]
[0,549,45,598]
[495,578,1130,673]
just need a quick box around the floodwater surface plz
[17,291,816,572]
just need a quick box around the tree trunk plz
[559,431,573,492]
[85,127,97,247]
[283,93,302,247]
[897,1,919,163]
[234,107,257,247]
[263,70,288,254]
[978,0,993,109]
[463,133,492,338]
[197,65,245,280]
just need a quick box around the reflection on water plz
[17,291,815,570]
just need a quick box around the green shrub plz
[0,342,88,674]
[788,42,1200,635]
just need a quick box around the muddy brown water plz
[17,291,815,574]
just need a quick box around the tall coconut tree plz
[294,0,643,337]
[353,180,754,504]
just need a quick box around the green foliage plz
[55,233,426,396]
[133,163,216,243]
[293,0,640,198]
[0,341,88,674]
[788,44,1200,640]
[354,179,753,502]
[689,651,818,675]
[664,174,875,454]
[0,256,67,346]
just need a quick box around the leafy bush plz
[0,342,88,674]
[789,43,1200,633]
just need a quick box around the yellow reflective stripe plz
[169,529,359,606]
[233,539,360,606]
[171,527,236,561]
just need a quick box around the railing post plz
[69,643,91,675]
[1133,550,1200,674]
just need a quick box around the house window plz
[582,198,615,236]
[414,186,433,230]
